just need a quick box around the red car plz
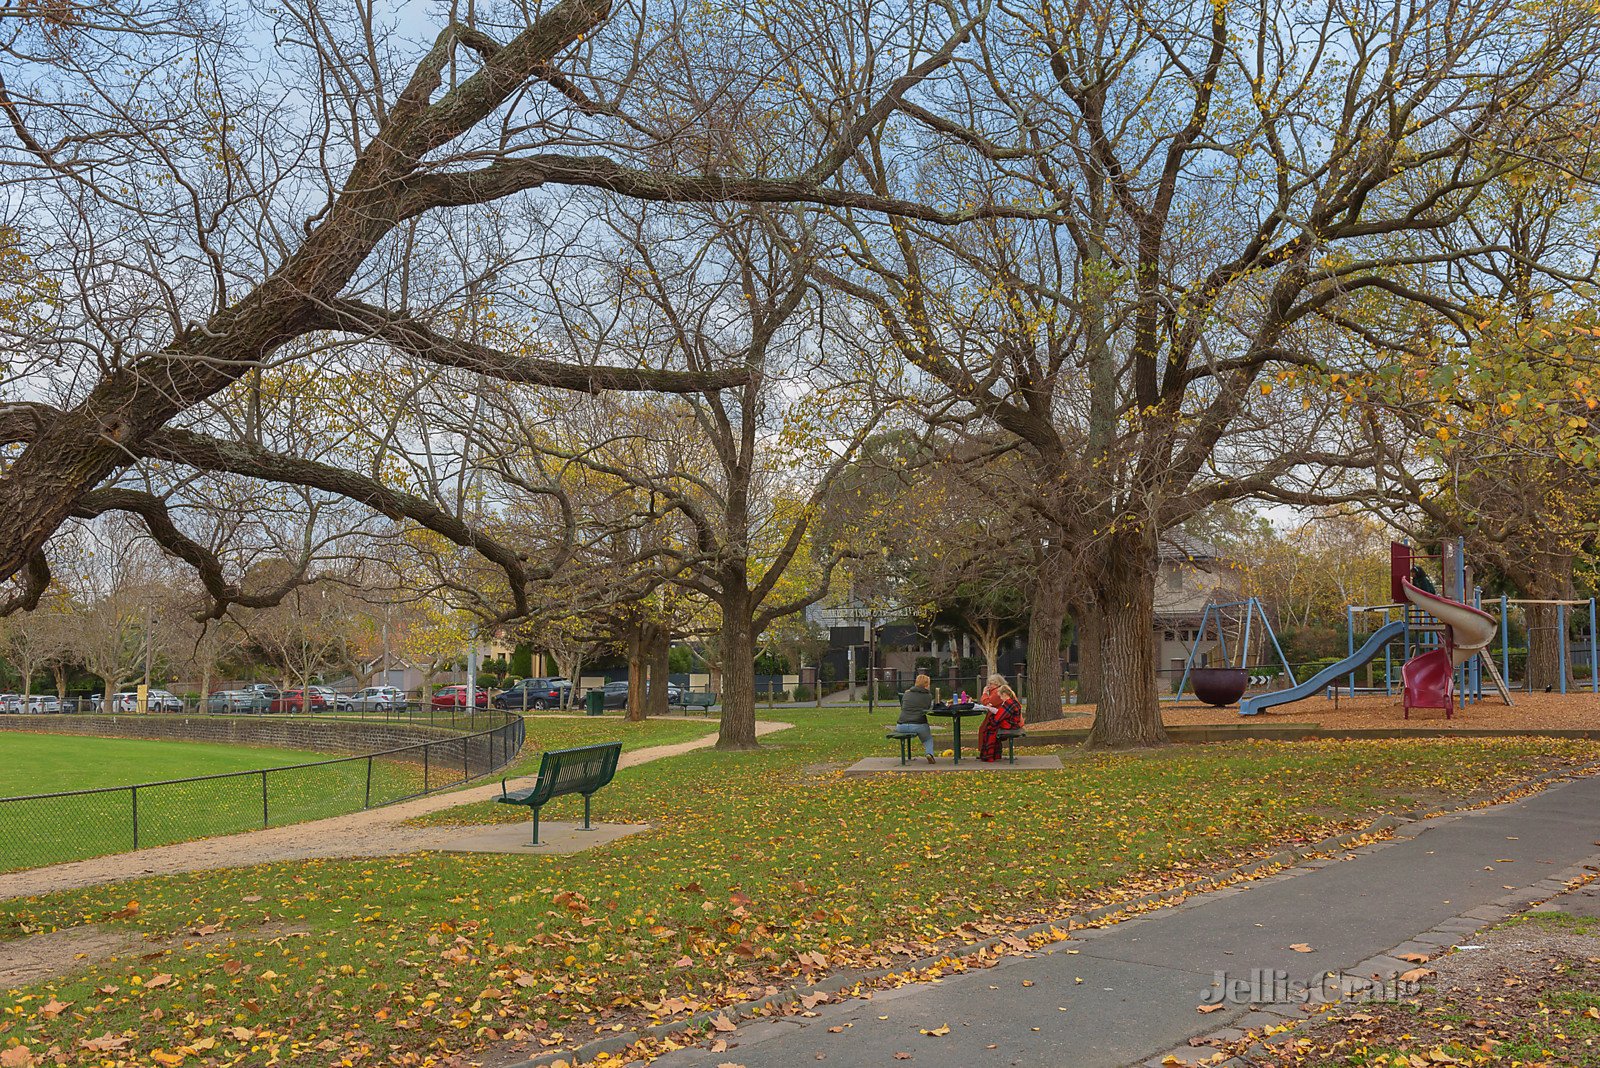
[431,685,488,709]
[270,688,329,713]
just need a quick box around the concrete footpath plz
[654,772,1600,1068]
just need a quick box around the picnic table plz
[925,703,990,764]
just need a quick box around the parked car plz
[599,680,683,709]
[269,688,328,713]
[207,690,270,714]
[147,689,184,712]
[245,682,282,702]
[351,685,408,712]
[493,677,572,710]
[309,686,353,713]
[0,694,18,713]
[25,695,61,714]
[430,685,488,709]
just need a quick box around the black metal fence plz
[0,713,524,873]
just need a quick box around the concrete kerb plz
[502,759,1600,1068]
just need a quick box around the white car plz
[351,685,408,712]
[25,695,60,714]
[110,690,182,712]
[0,694,20,713]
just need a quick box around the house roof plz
[1159,530,1226,562]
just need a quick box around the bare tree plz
[816,0,1600,746]
[0,0,1031,632]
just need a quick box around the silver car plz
[351,685,408,712]
[207,690,269,714]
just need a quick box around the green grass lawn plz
[0,733,340,796]
[0,716,717,873]
[2,712,1596,1068]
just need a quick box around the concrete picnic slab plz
[648,770,1600,1068]
[843,754,1065,776]
[436,820,649,855]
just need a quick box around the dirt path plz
[0,720,792,901]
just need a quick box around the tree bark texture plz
[1085,532,1169,748]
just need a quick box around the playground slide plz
[1238,619,1407,716]
[1400,579,1498,666]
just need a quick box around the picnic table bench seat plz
[997,728,1027,764]
[498,741,622,844]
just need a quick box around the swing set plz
[1172,597,1299,707]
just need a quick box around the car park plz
[351,685,408,712]
[147,689,184,712]
[309,686,353,713]
[492,677,572,710]
[269,688,328,713]
[430,685,488,709]
[207,690,270,714]
[598,680,683,709]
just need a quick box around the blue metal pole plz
[1501,594,1510,692]
[1590,598,1598,694]
[1559,603,1569,694]
[1347,604,1356,696]
[1261,600,1298,687]
[1240,599,1254,671]
[1175,605,1207,701]
[1385,606,1394,695]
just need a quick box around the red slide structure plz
[1398,579,1499,719]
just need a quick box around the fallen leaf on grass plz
[38,999,71,1019]
[79,1035,128,1052]
[145,973,174,989]
[0,1047,39,1068]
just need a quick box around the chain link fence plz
[0,713,524,873]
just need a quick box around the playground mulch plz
[1031,690,1600,733]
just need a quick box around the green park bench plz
[497,741,622,845]
[680,691,717,710]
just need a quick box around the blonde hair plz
[914,673,931,688]
[986,674,1017,702]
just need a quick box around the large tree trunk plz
[716,590,759,750]
[624,624,646,722]
[643,621,671,717]
[1026,554,1069,722]
[1085,532,1169,748]
[51,663,66,701]
[1524,571,1577,691]
[1073,600,1105,706]
[101,676,117,713]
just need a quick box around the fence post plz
[261,770,269,828]
[463,738,468,781]
[1559,603,1569,694]
[365,756,373,808]
[131,786,138,849]
[423,744,429,792]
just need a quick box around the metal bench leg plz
[1008,738,1016,764]
[583,793,592,830]
[530,806,541,846]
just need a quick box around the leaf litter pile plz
[1222,907,1600,1067]
[1,712,1596,1068]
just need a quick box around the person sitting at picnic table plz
[894,673,937,764]
[978,674,1023,762]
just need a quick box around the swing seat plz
[1190,667,1249,707]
